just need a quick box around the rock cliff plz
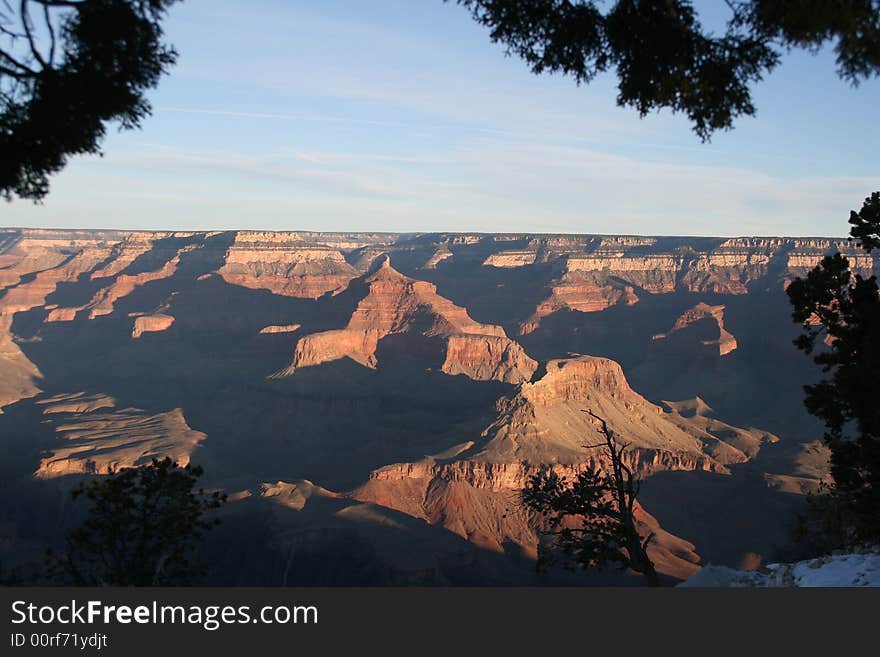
[218,232,359,299]
[278,257,535,383]
[131,313,175,338]
[35,395,205,478]
[0,227,850,583]
[350,354,776,580]
[653,302,738,356]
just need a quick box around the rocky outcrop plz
[217,232,358,298]
[0,318,43,412]
[36,404,206,478]
[653,302,738,356]
[470,236,876,333]
[423,245,453,269]
[259,324,302,334]
[0,242,126,410]
[355,458,702,580]
[0,227,849,583]
[483,251,538,267]
[350,354,776,580]
[680,250,772,295]
[565,253,685,293]
[785,240,876,278]
[230,476,535,585]
[87,234,161,279]
[279,258,532,383]
[285,328,382,371]
[520,272,639,334]
[47,248,185,322]
[476,234,872,276]
[131,314,175,338]
[468,356,772,467]
[260,480,339,510]
[763,439,830,495]
[36,392,116,414]
[0,238,73,290]
[3,229,874,333]
[440,334,537,384]
[0,248,116,317]
[661,397,776,463]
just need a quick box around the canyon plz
[0,227,869,584]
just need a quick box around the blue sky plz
[3,0,878,236]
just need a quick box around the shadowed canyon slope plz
[276,256,537,384]
[0,228,870,584]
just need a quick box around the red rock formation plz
[286,327,382,370]
[441,334,537,384]
[351,354,776,580]
[36,404,206,478]
[680,251,772,295]
[785,249,875,284]
[501,237,876,333]
[131,314,175,338]
[1,228,841,582]
[653,302,738,356]
[46,247,186,322]
[261,480,339,510]
[218,232,358,299]
[483,250,537,267]
[565,252,684,293]
[471,356,769,467]
[0,250,66,290]
[0,318,43,412]
[1,250,113,316]
[0,244,122,410]
[661,397,777,463]
[423,246,453,269]
[354,464,701,579]
[36,392,116,414]
[92,259,181,318]
[87,232,168,278]
[520,272,638,334]
[0,232,127,291]
[259,324,302,334]
[279,258,533,383]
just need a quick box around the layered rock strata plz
[653,302,738,356]
[279,258,537,383]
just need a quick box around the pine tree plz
[522,410,659,586]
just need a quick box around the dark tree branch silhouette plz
[452,0,880,140]
[522,410,659,586]
[787,192,880,546]
[51,457,226,586]
[1,0,179,201]
[849,191,880,252]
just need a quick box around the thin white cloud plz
[5,0,877,237]
[4,137,875,237]
[156,106,486,135]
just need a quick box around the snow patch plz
[680,552,880,587]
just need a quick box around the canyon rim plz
[0,227,861,584]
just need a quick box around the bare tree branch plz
[42,1,53,65]
[20,0,48,68]
[0,47,37,75]
[0,24,25,40]
[30,0,85,6]
[0,61,28,77]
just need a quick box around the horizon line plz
[0,225,851,241]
